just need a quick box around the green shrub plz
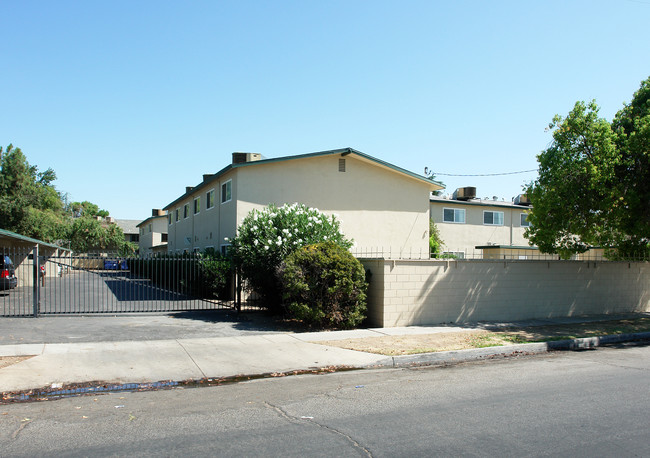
[279,242,367,329]
[198,248,232,299]
[232,203,352,311]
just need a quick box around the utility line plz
[432,169,538,177]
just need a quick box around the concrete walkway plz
[1,313,648,395]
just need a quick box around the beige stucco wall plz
[431,200,531,257]
[235,155,432,256]
[166,170,237,254]
[138,216,169,254]
[361,259,650,327]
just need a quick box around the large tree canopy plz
[1,144,132,254]
[0,144,67,241]
[526,77,650,259]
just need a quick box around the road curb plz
[363,331,650,369]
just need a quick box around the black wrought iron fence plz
[0,249,262,317]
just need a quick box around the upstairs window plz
[175,208,180,222]
[194,196,201,214]
[221,180,232,204]
[484,211,504,226]
[443,208,465,223]
[184,204,189,219]
[168,213,172,225]
[520,213,531,227]
[206,189,215,209]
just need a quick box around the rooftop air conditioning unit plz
[232,152,262,164]
[514,194,531,206]
[453,187,477,201]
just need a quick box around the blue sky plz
[2,0,649,220]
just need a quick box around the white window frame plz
[443,208,465,224]
[194,196,200,215]
[520,213,530,227]
[483,211,504,226]
[175,208,180,222]
[443,251,466,259]
[221,180,232,204]
[206,189,215,210]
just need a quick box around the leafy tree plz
[232,203,352,311]
[0,144,67,241]
[69,201,109,218]
[67,217,134,254]
[429,220,443,257]
[525,77,650,259]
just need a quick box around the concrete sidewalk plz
[0,323,491,393]
[1,313,649,395]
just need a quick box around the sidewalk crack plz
[264,402,373,457]
[175,340,206,378]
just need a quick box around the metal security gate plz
[0,247,251,317]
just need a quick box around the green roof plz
[164,147,444,210]
[0,228,71,251]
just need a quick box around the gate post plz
[236,266,242,312]
[32,245,40,317]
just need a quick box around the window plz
[175,208,180,222]
[148,223,152,233]
[443,251,465,259]
[184,203,189,219]
[161,233,168,243]
[140,228,144,235]
[168,213,172,225]
[221,244,232,256]
[206,189,215,209]
[520,213,530,227]
[443,208,465,223]
[194,196,200,214]
[483,211,504,226]
[221,180,232,203]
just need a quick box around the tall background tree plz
[1,144,132,253]
[0,144,67,241]
[525,77,650,259]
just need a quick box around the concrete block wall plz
[360,259,650,327]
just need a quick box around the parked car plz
[0,255,18,290]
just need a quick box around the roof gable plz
[164,148,443,210]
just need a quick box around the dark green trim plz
[432,197,532,210]
[164,147,444,210]
[136,214,168,228]
[475,245,538,250]
[0,228,71,251]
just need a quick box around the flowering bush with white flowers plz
[232,203,352,311]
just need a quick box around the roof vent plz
[514,194,531,206]
[453,187,477,201]
[232,152,262,164]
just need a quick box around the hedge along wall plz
[359,259,650,327]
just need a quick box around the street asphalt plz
[1,311,649,395]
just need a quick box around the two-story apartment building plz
[164,148,443,257]
[136,209,169,255]
[430,189,532,259]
